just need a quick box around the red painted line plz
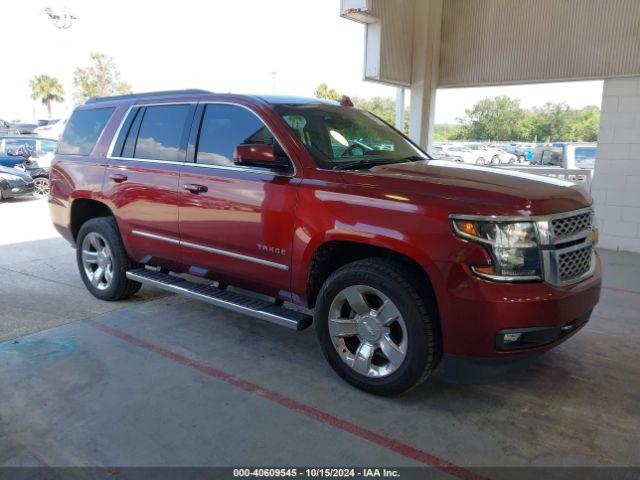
[602,286,640,296]
[84,318,488,480]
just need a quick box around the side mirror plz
[233,144,290,171]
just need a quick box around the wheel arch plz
[305,239,441,323]
[70,198,114,241]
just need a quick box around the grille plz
[558,246,592,282]
[551,211,593,237]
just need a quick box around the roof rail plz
[85,89,211,104]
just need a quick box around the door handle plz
[109,173,128,183]
[183,183,208,194]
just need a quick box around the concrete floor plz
[1,198,639,476]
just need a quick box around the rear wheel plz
[315,258,440,396]
[76,217,142,301]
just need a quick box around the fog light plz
[503,333,522,343]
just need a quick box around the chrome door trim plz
[131,229,180,245]
[106,105,134,158]
[180,240,288,270]
[131,229,288,271]
[106,100,298,178]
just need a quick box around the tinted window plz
[574,147,596,169]
[58,108,114,155]
[134,105,192,162]
[196,104,278,167]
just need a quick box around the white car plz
[465,144,517,165]
[433,144,486,165]
[34,118,67,140]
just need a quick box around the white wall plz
[592,77,640,253]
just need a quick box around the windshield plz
[574,146,596,169]
[274,104,428,169]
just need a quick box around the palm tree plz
[29,75,65,117]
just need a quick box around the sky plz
[4,0,603,124]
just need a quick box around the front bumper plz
[1,181,35,198]
[439,252,601,358]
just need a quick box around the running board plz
[126,268,312,331]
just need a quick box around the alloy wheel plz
[33,178,50,197]
[81,232,114,291]
[328,285,408,378]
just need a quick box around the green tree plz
[29,75,64,117]
[569,105,600,142]
[528,102,574,142]
[73,53,132,103]
[453,95,527,141]
[313,83,411,133]
[314,82,341,101]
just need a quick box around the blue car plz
[0,136,56,196]
[0,136,57,168]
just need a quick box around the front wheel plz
[76,217,142,301]
[33,177,50,197]
[315,259,440,396]
[476,157,485,165]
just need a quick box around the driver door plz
[178,102,300,299]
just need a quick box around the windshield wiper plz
[398,155,428,162]
[333,155,428,171]
[333,159,396,170]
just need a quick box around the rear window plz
[58,108,114,155]
[574,147,596,169]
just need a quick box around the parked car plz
[10,122,38,135]
[490,143,532,163]
[430,145,464,163]
[530,143,597,170]
[34,118,67,139]
[465,143,517,164]
[0,165,35,201]
[0,136,54,196]
[435,144,484,164]
[38,118,61,127]
[0,118,19,135]
[50,90,601,396]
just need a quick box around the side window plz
[58,107,114,155]
[196,104,289,169]
[541,150,561,166]
[133,104,193,162]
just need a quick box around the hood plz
[341,160,591,216]
[0,165,32,181]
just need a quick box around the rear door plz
[104,103,196,267]
[178,102,299,298]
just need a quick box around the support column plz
[591,76,640,253]
[395,87,405,131]
[408,0,443,151]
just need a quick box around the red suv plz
[49,90,601,395]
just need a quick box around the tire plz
[315,258,441,396]
[76,217,142,301]
[517,155,525,163]
[33,177,50,197]
[492,155,500,164]
[476,157,485,165]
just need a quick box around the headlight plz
[451,217,542,281]
[0,173,21,181]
